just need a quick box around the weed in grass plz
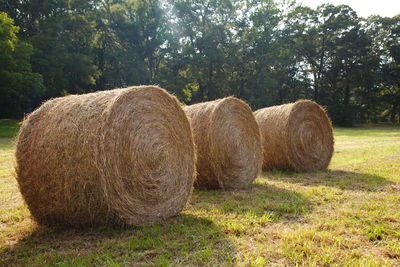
[366,222,400,242]
[154,254,171,267]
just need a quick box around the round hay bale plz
[254,100,334,171]
[15,86,195,227]
[183,97,262,190]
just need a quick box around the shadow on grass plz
[0,214,234,266]
[263,169,394,191]
[190,183,313,222]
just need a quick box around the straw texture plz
[254,100,334,171]
[184,97,262,189]
[15,86,195,227]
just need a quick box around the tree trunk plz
[313,72,318,101]
[390,102,398,124]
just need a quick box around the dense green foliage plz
[0,0,399,125]
[0,12,44,118]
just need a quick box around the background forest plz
[0,0,399,126]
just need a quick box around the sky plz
[298,0,400,18]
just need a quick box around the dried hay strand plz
[254,100,334,172]
[15,86,195,227]
[183,97,262,190]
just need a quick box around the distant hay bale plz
[15,86,195,227]
[254,100,334,172]
[183,97,262,190]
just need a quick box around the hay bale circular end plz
[15,86,195,227]
[254,100,334,172]
[184,97,262,190]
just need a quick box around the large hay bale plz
[15,86,195,227]
[254,100,334,171]
[183,97,262,189]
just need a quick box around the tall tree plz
[284,4,376,125]
[93,0,168,88]
[369,15,400,123]
[169,0,236,102]
[0,12,44,118]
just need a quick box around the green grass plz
[1,124,399,266]
[0,119,21,138]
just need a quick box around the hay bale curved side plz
[254,100,334,171]
[15,86,195,227]
[184,97,262,190]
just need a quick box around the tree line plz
[0,0,399,125]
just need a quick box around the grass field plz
[0,119,399,266]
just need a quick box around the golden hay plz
[254,100,334,172]
[15,86,195,227]
[183,97,262,190]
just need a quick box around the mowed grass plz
[0,120,399,266]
